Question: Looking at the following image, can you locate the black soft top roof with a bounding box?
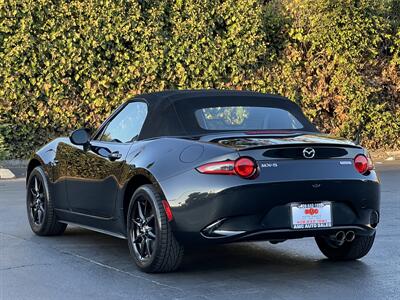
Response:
[136,90,317,139]
[138,89,291,105]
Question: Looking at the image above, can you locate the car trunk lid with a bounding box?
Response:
[200,132,362,160]
[199,132,367,181]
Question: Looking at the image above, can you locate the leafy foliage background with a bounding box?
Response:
[0,130,7,160]
[0,0,399,158]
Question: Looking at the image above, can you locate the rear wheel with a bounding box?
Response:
[26,166,67,236]
[127,184,184,273]
[315,233,375,260]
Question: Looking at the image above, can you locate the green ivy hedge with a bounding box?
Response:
[0,132,7,160]
[0,0,399,158]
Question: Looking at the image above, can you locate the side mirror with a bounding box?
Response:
[70,128,91,147]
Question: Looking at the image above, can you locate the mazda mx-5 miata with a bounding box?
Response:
[26,90,380,272]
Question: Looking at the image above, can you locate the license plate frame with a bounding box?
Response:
[290,202,332,229]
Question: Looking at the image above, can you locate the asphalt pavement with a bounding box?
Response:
[1,163,399,300]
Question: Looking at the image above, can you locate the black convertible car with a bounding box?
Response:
[26,90,380,273]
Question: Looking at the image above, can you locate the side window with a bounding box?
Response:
[99,102,148,143]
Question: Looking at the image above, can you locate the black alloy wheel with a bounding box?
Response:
[130,197,157,261]
[127,185,184,273]
[28,175,46,226]
[26,166,67,236]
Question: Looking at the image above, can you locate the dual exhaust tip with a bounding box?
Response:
[335,230,355,242]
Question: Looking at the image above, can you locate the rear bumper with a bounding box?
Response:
[176,225,376,245]
[174,201,378,244]
[160,171,380,245]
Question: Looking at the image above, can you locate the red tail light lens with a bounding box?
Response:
[196,161,235,175]
[196,157,257,178]
[234,157,257,178]
[354,154,373,174]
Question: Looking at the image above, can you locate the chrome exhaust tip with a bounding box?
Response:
[201,218,245,238]
[345,231,355,242]
[335,231,346,242]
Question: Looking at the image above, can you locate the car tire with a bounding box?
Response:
[127,184,184,273]
[315,233,375,260]
[26,166,67,236]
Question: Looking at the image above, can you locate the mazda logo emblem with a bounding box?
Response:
[303,147,316,159]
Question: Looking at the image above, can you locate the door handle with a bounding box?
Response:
[108,151,122,161]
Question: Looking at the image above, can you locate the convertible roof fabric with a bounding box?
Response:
[135,90,317,139]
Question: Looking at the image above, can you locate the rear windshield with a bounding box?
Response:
[195,106,303,130]
[172,96,316,135]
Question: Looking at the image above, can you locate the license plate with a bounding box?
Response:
[290,202,332,229]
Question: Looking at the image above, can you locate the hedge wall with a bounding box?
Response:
[0,0,399,158]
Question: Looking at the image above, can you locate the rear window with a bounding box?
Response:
[195,106,303,130]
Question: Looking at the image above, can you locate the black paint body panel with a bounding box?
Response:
[27,91,380,245]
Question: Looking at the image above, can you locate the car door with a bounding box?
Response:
[64,101,148,218]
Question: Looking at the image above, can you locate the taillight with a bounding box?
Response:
[196,161,235,175]
[234,157,257,178]
[196,157,258,179]
[354,154,374,174]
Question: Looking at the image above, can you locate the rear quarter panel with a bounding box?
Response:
[124,138,239,182]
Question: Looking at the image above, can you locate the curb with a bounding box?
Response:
[0,168,16,179]
[385,151,400,161]
[0,160,28,179]
[370,150,399,162]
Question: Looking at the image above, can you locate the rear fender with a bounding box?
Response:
[125,137,238,182]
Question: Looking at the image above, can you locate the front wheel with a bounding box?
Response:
[26,166,67,236]
[127,184,184,273]
[315,232,375,260]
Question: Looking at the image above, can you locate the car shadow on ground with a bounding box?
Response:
[54,226,371,285]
